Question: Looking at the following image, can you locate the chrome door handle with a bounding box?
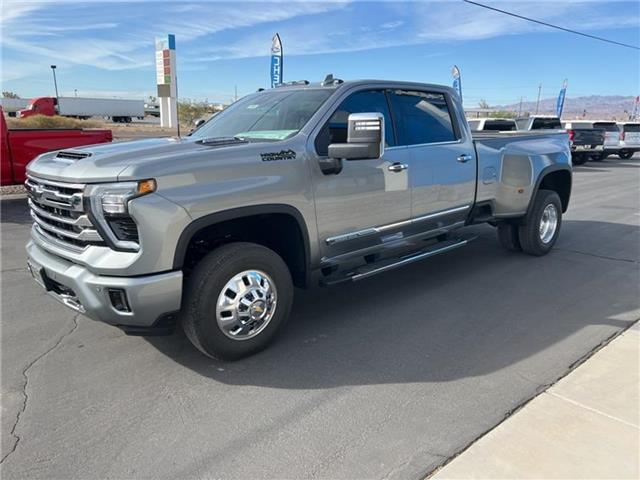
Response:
[388,163,408,172]
[457,154,473,163]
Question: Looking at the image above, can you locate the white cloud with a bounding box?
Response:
[1,1,351,81]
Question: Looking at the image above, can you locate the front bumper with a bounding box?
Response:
[26,240,183,329]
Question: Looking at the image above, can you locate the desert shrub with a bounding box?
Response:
[6,115,99,129]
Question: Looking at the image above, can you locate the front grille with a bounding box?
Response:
[26,176,105,251]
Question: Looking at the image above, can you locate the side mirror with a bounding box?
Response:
[328,112,384,160]
[194,118,206,129]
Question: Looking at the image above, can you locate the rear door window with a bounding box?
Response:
[388,90,457,145]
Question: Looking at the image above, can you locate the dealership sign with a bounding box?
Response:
[451,65,462,99]
[271,34,283,88]
[556,79,568,119]
[155,34,178,128]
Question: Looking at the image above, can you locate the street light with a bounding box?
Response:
[50,65,60,108]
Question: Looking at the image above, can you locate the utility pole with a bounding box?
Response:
[518,96,523,116]
[50,65,60,107]
[535,83,542,114]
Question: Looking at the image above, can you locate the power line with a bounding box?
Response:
[463,0,640,50]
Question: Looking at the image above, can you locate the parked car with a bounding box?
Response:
[592,121,621,159]
[564,121,606,165]
[25,78,571,360]
[468,117,517,131]
[0,106,112,186]
[616,122,640,159]
[515,116,563,131]
[18,97,145,123]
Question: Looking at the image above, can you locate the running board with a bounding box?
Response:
[322,236,474,285]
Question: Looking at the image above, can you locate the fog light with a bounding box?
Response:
[108,288,131,312]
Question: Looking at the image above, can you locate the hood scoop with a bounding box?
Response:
[56,151,92,161]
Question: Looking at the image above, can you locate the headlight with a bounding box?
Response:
[85,179,156,251]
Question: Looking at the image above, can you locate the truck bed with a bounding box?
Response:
[472,130,570,218]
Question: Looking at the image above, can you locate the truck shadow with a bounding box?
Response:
[146,219,639,389]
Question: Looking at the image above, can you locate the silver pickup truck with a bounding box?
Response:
[25,77,572,359]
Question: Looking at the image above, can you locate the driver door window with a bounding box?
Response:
[315,90,395,156]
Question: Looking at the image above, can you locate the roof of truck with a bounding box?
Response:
[272,78,458,95]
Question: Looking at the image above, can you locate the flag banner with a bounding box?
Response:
[271,34,283,88]
[556,79,568,118]
[451,65,462,99]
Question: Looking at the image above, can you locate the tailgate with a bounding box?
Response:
[573,129,604,146]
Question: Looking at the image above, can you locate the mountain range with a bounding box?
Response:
[495,95,637,120]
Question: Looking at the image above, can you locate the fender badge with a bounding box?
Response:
[260,149,296,162]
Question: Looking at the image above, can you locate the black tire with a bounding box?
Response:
[590,154,605,162]
[618,151,634,160]
[497,222,522,251]
[182,242,293,360]
[518,190,562,256]
[571,154,587,165]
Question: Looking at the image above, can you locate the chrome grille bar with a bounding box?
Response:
[27,175,104,250]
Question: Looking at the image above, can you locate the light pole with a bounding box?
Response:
[535,83,542,114]
[50,65,60,108]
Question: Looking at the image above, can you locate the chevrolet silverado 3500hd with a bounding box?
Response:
[26,78,572,359]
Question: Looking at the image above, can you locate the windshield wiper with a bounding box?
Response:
[196,136,249,146]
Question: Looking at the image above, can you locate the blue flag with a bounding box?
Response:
[270,34,283,88]
[556,79,568,118]
[452,65,462,99]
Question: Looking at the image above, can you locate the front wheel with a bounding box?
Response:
[182,242,293,360]
[619,151,634,160]
[518,190,563,256]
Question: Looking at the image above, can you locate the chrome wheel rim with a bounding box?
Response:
[539,204,558,244]
[215,270,277,341]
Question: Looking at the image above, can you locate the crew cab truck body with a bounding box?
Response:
[564,121,606,165]
[25,79,572,359]
[617,122,640,159]
[1,107,112,186]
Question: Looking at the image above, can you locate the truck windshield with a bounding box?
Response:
[192,89,333,142]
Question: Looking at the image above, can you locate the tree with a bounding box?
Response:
[2,91,20,98]
[478,99,490,109]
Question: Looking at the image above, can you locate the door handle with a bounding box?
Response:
[457,154,473,163]
[388,163,408,172]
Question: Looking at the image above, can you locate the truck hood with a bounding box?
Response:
[26,137,228,183]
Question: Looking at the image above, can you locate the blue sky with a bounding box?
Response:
[1,1,639,107]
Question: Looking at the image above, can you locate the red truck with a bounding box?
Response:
[1,107,112,186]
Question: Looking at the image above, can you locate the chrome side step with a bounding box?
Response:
[322,236,474,285]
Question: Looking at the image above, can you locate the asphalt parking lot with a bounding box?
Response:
[1,155,639,479]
